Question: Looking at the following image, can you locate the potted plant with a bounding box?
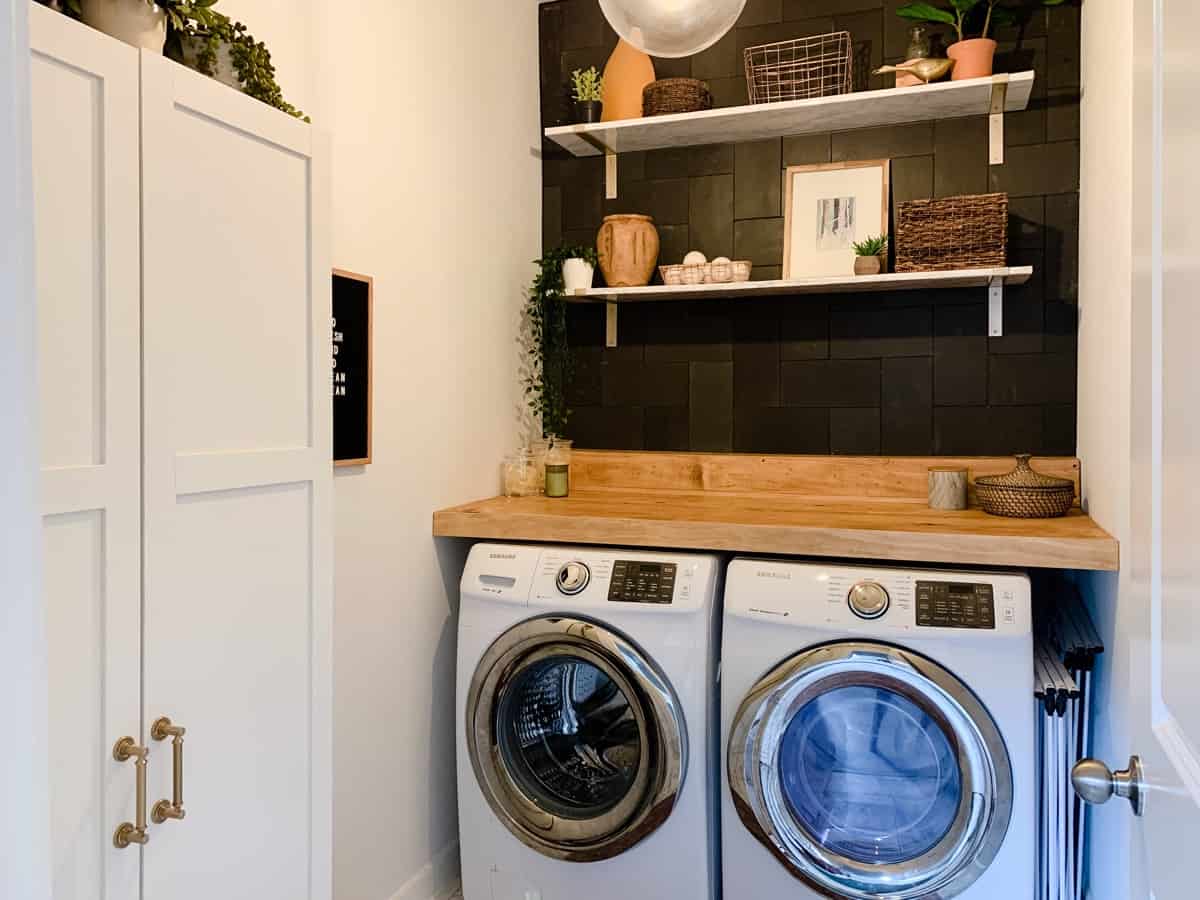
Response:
[896,0,1066,81]
[69,0,221,52]
[852,235,889,276]
[561,246,598,294]
[522,248,579,440]
[571,67,604,124]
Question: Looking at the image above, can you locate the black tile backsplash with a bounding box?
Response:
[540,0,1080,456]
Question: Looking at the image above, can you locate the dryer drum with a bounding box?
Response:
[466,615,688,862]
[728,641,1013,899]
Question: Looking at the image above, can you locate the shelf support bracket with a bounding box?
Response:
[605,151,618,200]
[989,78,1008,166]
[605,302,618,347]
[988,276,1004,337]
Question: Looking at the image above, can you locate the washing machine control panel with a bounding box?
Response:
[555,561,591,595]
[915,581,996,629]
[847,581,890,619]
[608,560,677,604]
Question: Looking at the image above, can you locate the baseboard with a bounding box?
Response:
[387,840,461,900]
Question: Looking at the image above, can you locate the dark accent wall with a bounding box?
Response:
[539,0,1080,456]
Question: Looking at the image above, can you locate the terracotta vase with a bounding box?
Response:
[80,0,166,51]
[601,40,656,122]
[894,57,924,89]
[947,38,997,81]
[597,215,659,287]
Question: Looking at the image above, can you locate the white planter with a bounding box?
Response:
[81,0,166,52]
[561,258,595,293]
[180,34,240,89]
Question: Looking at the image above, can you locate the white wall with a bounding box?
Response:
[219,3,543,898]
[1076,2,1135,898]
[0,0,51,897]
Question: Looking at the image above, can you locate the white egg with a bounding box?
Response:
[683,250,707,266]
[712,256,731,265]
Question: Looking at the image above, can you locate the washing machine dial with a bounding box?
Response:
[556,561,591,596]
[848,581,890,619]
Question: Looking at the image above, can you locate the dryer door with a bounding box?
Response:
[728,641,1012,900]
[467,615,687,861]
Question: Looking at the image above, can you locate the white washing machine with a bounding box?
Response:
[721,559,1034,899]
[456,543,721,900]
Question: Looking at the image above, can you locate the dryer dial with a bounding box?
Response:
[848,581,890,619]
[555,561,591,596]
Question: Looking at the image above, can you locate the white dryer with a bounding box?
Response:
[721,559,1034,899]
[456,544,721,900]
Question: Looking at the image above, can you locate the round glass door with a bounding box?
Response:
[468,616,686,862]
[728,642,1012,900]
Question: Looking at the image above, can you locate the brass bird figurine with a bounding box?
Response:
[874,58,956,84]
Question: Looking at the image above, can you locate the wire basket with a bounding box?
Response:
[744,32,853,104]
[895,193,1009,272]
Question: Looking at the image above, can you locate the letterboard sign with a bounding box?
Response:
[332,269,373,466]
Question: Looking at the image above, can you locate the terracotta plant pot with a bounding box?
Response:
[854,255,883,276]
[81,0,166,51]
[894,57,923,88]
[597,215,660,287]
[601,39,656,122]
[947,38,997,81]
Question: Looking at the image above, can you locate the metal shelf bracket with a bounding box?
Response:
[605,150,618,200]
[989,78,1009,165]
[988,276,1004,336]
[606,302,618,347]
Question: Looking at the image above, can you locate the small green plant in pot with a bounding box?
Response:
[64,0,222,52]
[896,0,1067,80]
[852,235,889,276]
[571,67,604,124]
[561,246,599,295]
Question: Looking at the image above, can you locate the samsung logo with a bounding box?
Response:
[488,552,517,560]
[756,570,791,580]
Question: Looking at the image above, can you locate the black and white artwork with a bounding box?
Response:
[816,197,857,250]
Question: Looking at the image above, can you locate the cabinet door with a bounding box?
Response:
[30,7,143,900]
[138,52,332,900]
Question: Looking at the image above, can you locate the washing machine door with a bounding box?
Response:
[728,641,1012,899]
[467,615,687,862]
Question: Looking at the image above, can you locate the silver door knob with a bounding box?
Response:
[1071,756,1145,816]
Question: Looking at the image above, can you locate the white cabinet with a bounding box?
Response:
[30,7,332,899]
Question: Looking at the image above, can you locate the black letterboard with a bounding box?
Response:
[332,270,372,465]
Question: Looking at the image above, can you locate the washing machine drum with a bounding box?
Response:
[466,615,687,862]
[728,641,1013,899]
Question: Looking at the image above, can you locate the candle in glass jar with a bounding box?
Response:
[543,438,573,498]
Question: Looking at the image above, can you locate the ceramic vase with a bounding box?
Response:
[854,255,883,276]
[947,38,997,81]
[601,39,655,122]
[561,258,595,293]
[81,0,166,51]
[597,215,659,287]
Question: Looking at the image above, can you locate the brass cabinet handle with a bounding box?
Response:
[150,717,186,824]
[113,737,150,848]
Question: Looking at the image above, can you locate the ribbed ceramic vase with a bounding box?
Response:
[80,0,166,51]
[601,39,656,121]
[947,38,997,80]
[597,215,659,287]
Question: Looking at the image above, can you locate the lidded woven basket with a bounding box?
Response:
[643,78,713,116]
[975,455,1076,518]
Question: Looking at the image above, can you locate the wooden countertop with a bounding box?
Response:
[432,452,1119,572]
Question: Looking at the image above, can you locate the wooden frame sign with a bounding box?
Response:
[332,269,373,466]
[783,159,891,279]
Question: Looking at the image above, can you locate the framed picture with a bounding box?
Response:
[332,269,373,466]
[782,160,890,279]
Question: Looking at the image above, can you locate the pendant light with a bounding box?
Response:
[599,0,748,58]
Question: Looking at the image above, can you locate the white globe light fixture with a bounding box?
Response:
[599,0,748,58]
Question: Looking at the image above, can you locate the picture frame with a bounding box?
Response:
[782,159,891,279]
[332,268,373,467]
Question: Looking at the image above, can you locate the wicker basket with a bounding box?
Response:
[660,260,752,285]
[895,193,1008,272]
[975,455,1076,518]
[744,32,853,104]
[643,78,713,116]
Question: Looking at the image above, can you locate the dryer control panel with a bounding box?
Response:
[915,581,996,629]
[608,560,677,604]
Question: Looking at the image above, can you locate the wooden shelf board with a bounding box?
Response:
[545,72,1035,157]
[570,267,1033,303]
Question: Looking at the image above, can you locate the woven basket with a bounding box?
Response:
[895,193,1008,272]
[975,455,1076,518]
[643,78,713,116]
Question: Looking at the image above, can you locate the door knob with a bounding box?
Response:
[1071,756,1145,816]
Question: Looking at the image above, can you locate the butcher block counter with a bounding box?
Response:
[432,452,1119,572]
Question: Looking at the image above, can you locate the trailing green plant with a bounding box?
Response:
[524,246,594,438]
[171,16,309,121]
[571,67,604,102]
[896,0,1066,43]
[852,235,889,257]
[47,0,224,30]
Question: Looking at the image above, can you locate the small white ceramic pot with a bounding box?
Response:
[81,0,167,51]
[561,258,595,294]
[180,34,240,88]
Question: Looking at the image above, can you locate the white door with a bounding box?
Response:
[1116,0,1200,895]
[138,51,332,900]
[30,7,143,899]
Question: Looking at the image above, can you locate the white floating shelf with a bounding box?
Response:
[545,72,1034,158]
[570,267,1033,346]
